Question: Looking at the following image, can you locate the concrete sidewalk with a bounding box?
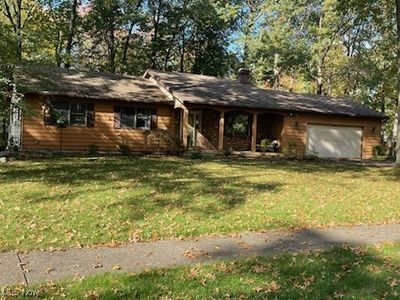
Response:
[1,224,400,287]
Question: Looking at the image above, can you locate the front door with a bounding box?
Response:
[188,111,202,148]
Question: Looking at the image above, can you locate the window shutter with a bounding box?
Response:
[114,106,121,129]
[86,104,95,127]
[150,108,157,130]
[43,102,56,125]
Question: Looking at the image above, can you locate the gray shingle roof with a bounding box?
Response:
[146,69,384,119]
[15,66,384,119]
[15,66,171,104]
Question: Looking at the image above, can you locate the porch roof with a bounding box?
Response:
[145,69,384,119]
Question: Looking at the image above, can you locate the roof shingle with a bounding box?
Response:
[15,66,384,119]
[145,69,384,119]
[15,66,171,104]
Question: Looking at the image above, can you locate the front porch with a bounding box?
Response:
[175,106,285,153]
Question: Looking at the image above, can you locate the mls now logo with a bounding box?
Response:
[1,288,41,298]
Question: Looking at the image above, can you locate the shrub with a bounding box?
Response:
[282,142,297,158]
[8,144,19,158]
[88,144,99,156]
[305,146,319,160]
[118,144,131,156]
[144,129,173,154]
[372,144,386,157]
[169,138,185,156]
[305,154,319,161]
[260,139,271,152]
[223,148,232,156]
[190,150,203,159]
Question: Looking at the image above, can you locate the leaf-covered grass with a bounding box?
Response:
[21,243,400,299]
[0,157,399,251]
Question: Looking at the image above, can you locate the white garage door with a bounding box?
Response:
[307,125,362,159]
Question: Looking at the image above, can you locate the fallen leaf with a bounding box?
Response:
[252,265,267,273]
[44,267,54,274]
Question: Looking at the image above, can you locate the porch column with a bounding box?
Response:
[182,108,189,149]
[251,112,258,152]
[218,111,224,151]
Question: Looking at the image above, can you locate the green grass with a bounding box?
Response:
[16,243,400,299]
[0,157,399,251]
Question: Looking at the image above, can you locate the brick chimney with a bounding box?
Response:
[237,68,251,84]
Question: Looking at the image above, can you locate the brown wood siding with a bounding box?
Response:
[282,112,382,159]
[22,97,382,158]
[22,95,175,152]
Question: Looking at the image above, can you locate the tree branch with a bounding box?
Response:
[2,0,17,31]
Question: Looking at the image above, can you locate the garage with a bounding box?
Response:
[307,124,363,159]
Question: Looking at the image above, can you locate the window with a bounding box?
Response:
[44,101,94,127]
[120,107,135,128]
[70,103,87,126]
[224,112,250,137]
[136,108,152,129]
[52,102,69,126]
[115,106,154,130]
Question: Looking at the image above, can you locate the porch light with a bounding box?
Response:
[372,127,376,133]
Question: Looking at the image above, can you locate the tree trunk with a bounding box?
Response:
[64,0,79,69]
[393,110,398,156]
[107,29,116,73]
[3,0,23,61]
[121,22,135,71]
[150,0,162,69]
[326,77,332,96]
[55,30,63,67]
[243,41,249,66]
[395,0,400,165]
[316,61,323,95]
[15,0,22,61]
[163,33,177,71]
[273,53,280,90]
[380,95,386,144]
[121,0,143,71]
[316,14,324,95]
[179,28,185,73]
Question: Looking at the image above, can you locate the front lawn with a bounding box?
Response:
[17,243,400,299]
[0,157,399,251]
